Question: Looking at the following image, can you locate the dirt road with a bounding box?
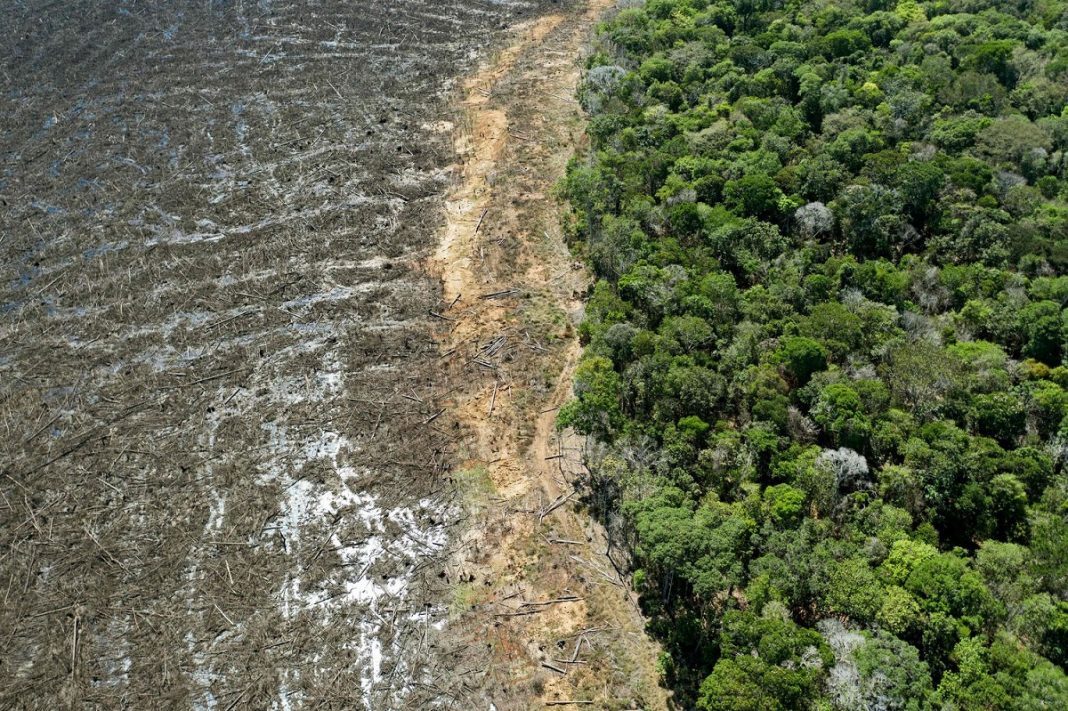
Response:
[427,2,671,708]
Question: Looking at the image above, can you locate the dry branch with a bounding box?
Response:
[537,491,575,523]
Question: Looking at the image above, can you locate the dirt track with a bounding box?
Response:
[428,3,670,707]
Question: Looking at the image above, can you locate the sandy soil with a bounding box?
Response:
[426,2,671,708]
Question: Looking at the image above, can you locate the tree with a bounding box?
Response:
[934,636,1012,710]
[877,585,924,638]
[985,474,1029,543]
[589,214,643,280]
[723,174,785,221]
[819,29,872,59]
[557,356,624,438]
[930,113,993,152]
[772,336,829,386]
[904,553,998,631]
[878,465,926,520]
[618,263,682,323]
[936,635,1068,710]
[697,610,832,711]
[977,116,1052,169]
[967,392,1026,446]
[812,385,872,452]
[631,493,755,605]
[800,154,851,202]
[639,55,676,83]
[1013,594,1068,667]
[630,490,694,605]
[763,484,806,527]
[1020,300,1062,364]
[660,315,714,354]
[705,219,790,283]
[878,539,939,587]
[895,161,945,229]
[686,503,756,599]
[1029,488,1068,599]
[741,364,791,431]
[820,555,884,622]
[798,301,864,360]
[831,184,908,259]
[882,342,964,420]
[944,156,994,193]
[822,623,934,711]
[977,542,1035,609]
[793,201,835,239]
[961,41,1018,88]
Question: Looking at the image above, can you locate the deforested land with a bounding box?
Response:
[0,1,611,708]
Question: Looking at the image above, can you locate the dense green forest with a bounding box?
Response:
[559,0,1068,708]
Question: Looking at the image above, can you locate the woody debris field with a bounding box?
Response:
[0,1,662,709]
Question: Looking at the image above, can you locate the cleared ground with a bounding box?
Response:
[427,3,670,708]
[0,1,554,708]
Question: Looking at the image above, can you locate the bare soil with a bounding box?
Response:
[426,3,671,708]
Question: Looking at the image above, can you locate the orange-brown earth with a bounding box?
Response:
[429,2,670,708]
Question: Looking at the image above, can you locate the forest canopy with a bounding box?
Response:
[560,0,1068,708]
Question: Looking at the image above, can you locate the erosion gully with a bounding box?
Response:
[0,1,662,708]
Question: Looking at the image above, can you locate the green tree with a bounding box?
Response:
[1029,487,1068,599]
[797,301,864,360]
[812,383,872,451]
[967,392,1026,446]
[878,585,924,637]
[977,116,1052,169]
[936,635,1068,710]
[895,161,945,229]
[557,356,623,438]
[904,552,998,632]
[985,474,1029,543]
[852,633,933,710]
[697,610,832,711]
[1020,300,1063,364]
[878,539,939,587]
[831,184,908,258]
[961,41,1018,88]
[820,29,872,59]
[763,484,806,527]
[772,336,829,386]
[723,174,786,221]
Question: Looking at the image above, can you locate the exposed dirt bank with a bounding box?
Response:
[429,2,671,708]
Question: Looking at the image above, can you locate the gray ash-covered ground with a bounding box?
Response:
[0,1,554,707]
